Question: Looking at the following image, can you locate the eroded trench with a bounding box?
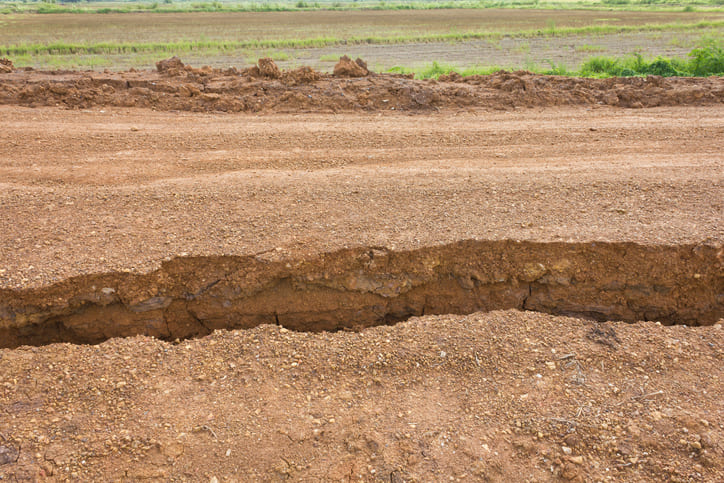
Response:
[1,240,722,349]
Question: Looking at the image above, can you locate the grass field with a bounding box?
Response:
[1,6,722,73]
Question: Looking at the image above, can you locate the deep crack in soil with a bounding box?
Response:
[2,240,721,348]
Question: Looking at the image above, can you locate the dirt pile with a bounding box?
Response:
[0,58,13,74]
[256,57,282,79]
[155,55,185,75]
[282,65,321,84]
[333,55,370,77]
[0,59,722,112]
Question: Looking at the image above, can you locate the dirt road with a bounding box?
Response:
[0,65,723,481]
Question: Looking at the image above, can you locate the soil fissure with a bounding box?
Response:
[0,240,721,348]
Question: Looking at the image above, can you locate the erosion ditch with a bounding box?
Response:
[0,240,721,349]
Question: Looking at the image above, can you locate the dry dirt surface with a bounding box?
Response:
[0,61,723,481]
[1,313,723,482]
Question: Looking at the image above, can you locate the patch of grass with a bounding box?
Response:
[579,39,723,76]
[319,53,341,61]
[575,44,606,52]
[262,50,291,61]
[391,39,724,79]
[388,61,503,79]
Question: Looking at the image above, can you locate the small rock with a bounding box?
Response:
[561,445,572,455]
[0,445,19,465]
[561,462,578,480]
[521,263,546,282]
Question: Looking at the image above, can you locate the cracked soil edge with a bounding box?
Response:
[1,240,722,348]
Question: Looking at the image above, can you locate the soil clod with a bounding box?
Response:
[333,55,370,77]
[0,58,13,74]
[155,55,185,75]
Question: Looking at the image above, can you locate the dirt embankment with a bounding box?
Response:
[1,240,721,348]
[0,56,722,113]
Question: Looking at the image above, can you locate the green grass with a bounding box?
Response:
[261,50,292,61]
[2,20,723,58]
[579,37,723,76]
[389,39,724,78]
[319,53,342,61]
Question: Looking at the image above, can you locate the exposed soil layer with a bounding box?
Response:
[1,241,722,349]
[1,59,723,112]
[1,311,723,481]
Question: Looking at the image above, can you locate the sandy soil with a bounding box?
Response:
[1,103,722,288]
[1,312,723,481]
[0,65,723,481]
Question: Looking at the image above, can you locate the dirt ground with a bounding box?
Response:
[1,312,722,481]
[3,9,721,46]
[0,63,723,481]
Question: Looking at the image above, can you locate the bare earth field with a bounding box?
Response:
[44,29,720,73]
[0,62,723,481]
[3,10,721,45]
[3,9,724,71]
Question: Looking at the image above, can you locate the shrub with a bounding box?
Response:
[688,39,724,76]
[580,56,621,76]
[643,58,680,76]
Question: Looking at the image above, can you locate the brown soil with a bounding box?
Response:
[1,313,723,481]
[0,62,723,481]
[1,241,722,349]
[1,59,723,113]
[333,56,370,78]
[0,58,13,74]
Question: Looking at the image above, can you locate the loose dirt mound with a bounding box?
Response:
[155,55,185,75]
[282,65,321,85]
[1,58,722,113]
[256,57,282,79]
[333,55,370,77]
[0,58,13,74]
